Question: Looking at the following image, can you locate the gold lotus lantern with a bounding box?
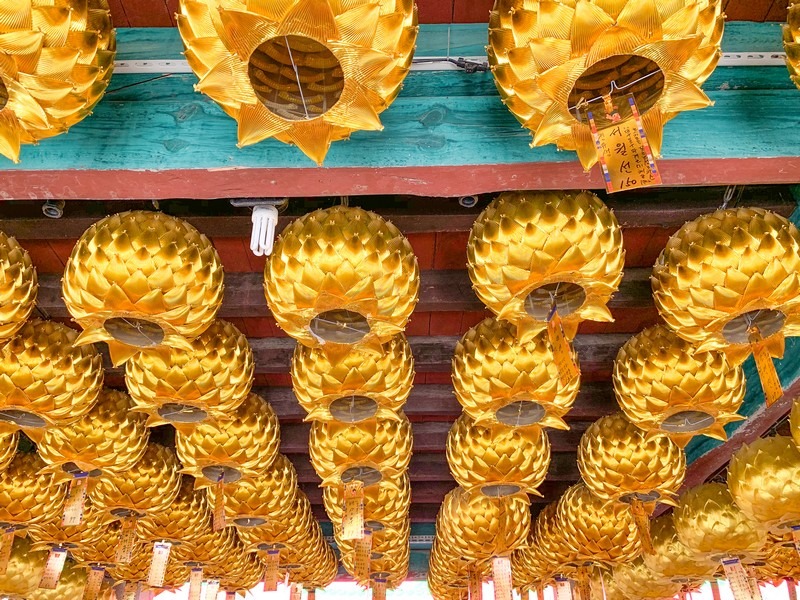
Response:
[757,543,800,583]
[62,211,224,366]
[175,392,280,488]
[309,413,412,487]
[27,500,109,554]
[211,552,264,595]
[652,208,800,406]
[613,325,746,444]
[109,544,191,589]
[136,476,210,546]
[577,413,686,551]
[613,558,682,600]
[37,388,149,484]
[0,452,66,530]
[336,517,409,560]
[446,413,551,497]
[126,319,254,427]
[488,0,723,170]
[452,318,580,429]
[0,233,36,340]
[27,562,88,600]
[236,491,316,552]
[531,501,571,575]
[292,333,413,422]
[264,206,419,354]
[644,513,717,585]
[673,482,768,563]
[88,443,182,521]
[172,525,238,568]
[0,0,116,163]
[68,519,126,568]
[0,536,48,597]
[0,320,103,437]
[205,453,297,527]
[177,0,417,164]
[785,2,800,88]
[323,471,411,525]
[727,436,800,533]
[467,191,624,342]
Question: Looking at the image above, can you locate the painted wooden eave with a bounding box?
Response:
[0,22,798,199]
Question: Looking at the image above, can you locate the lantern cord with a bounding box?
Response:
[284,36,310,121]
[568,70,661,113]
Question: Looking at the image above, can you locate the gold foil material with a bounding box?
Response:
[644,513,717,584]
[109,544,190,590]
[88,444,182,520]
[309,413,412,486]
[791,399,800,450]
[0,319,103,437]
[785,1,800,88]
[0,233,36,340]
[728,436,800,532]
[208,551,264,594]
[488,0,723,169]
[557,482,642,570]
[62,211,225,366]
[68,520,128,568]
[452,319,580,429]
[136,476,210,545]
[446,413,550,497]
[205,454,297,525]
[0,0,116,163]
[467,192,624,341]
[323,471,411,524]
[0,452,65,528]
[292,333,414,421]
[126,320,254,426]
[673,482,768,562]
[0,536,48,597]
[177,0,417,164]
[578,413,686,504]
[175,393,280,486]
[27,561,88,600]
[613,325,745,442]
[38,388,149,483]
[27,500,109,553]
[0,431,17,473]
[613,558,683,600]
[236,491,316,552]
[172,525,238,567]
[652,208,800,366]
[756,542,800,583]
[265,206,419,353]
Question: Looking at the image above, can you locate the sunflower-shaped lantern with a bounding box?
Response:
[452,318,580,429]
[0,233,36,340]
[467,191,624,343]
[446,413,550,497]
[62,211,224,366]
[37,388,149,485]
[265,206,419,354]
[175,392,280,486]
[488,0,723,170]
[0,0,116,163]
[577,412,686,552]
[126,320,254,428]
[784,2,800,89]
[652,208,800,406]
[0,320,103,437]
[177,0,417,164]
[613,325,745,444]
[643,513,717,586]
[292,333,413,421]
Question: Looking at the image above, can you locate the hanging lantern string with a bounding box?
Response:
[284,35,310,121]
[569,70,662,114]
[118,316,161,345]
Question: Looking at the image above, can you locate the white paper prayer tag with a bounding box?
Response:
[555,577,573,600]
[38,546,68,589]
[721,557,753,600]
[354,529,373,580]
[63,472,90,526]
[147,541,172,587]
[492,556,512,600]
[188,567,203,600]
[205,579,220,600]
[115,517,136,564]
[83,566,105,600]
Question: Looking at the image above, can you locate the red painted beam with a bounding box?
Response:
[4,158,800,200]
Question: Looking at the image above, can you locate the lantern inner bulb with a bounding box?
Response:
[722,309,786,344]
[525,282,586,320]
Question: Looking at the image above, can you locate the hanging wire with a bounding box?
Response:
[284,35,310,121]
[568,70,662,113]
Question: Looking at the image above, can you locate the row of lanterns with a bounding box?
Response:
[3,0,800,166]
[427,190,800,599]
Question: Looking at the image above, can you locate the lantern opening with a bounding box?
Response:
[249,35,345,122]
[495,401,546,427]
[722,309,786,344]
[525,282,586,320]
[568,55,665,118]
[661,411,716,433]
[371,571,392,580]
[0,80,7,111]
[157,403,208,424]
[0,409,45,428]
[257,543,285,551]
[480,484,523,498]
[104,317,165,348]
[233,517,266,528]
[364,520,385,532]
[62,462,102,478]
[341,466,382,487]
[370,552,384,560]
[620,491,662,504]
[310,310,370,344]
[201,465,242,484]
[329,396,378,422]
[110,508,145,518]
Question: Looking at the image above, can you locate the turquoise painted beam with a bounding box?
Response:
[2,23,799,199]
